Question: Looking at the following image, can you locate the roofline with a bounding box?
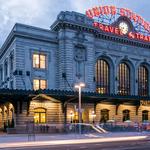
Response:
[0,23,57,59]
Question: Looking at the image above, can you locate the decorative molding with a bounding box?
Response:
[53,21,150,49]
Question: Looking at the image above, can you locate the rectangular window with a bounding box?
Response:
[10,55,14,74]
[33,79,47,90]
[10,81,13,89]
[0,67,3,81]
[40,80,46,90]
[33,54,46,69]
[4,62,8,80]
[40,55,46,69]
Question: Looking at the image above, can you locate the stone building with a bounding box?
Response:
[0,8,150,133]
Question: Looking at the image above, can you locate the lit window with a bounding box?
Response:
[138,65,149,96]
[34,108,46,124]
[95,59,110,94]
[33,79,47,90]
[40,55,46,69]
[40,80,46,90]
[33,79,39,90]
[33,54,46,69]
[118,63,130,95]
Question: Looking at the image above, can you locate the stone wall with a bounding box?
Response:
[14,99,64,133]
[95,103,150,123]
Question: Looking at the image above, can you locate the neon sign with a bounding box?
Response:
[86,6,150,43]
[93,22,150,42]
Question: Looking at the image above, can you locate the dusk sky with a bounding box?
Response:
[0,0,149,47]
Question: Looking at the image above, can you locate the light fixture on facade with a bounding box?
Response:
[74,82,85,89]
[91,111,96,124]
[74,82,85,134]
[70,110,74,123]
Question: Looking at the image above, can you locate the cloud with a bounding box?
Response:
[0,0,74,47]
[0,0,149,47]
[0,0,47,46]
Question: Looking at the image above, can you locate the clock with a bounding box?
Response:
[119,21,129,35]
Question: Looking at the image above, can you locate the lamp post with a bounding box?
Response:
[75,82,85,134]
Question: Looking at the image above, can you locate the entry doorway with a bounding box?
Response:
[34,108,46,124]
[123,110,130,121]
[142,110,148,122]
[100,109,109,123]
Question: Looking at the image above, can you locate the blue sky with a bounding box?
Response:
[0,0,149,47]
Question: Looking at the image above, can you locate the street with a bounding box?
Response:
[1,140,150,150]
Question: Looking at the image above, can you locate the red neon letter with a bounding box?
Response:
[99,6,103,15]
[114,28,119,35]
[128,32,135,39]
[109,26,115,33]
[144,36,149,42]
[120,8,125,16]
[125,9,132,19]
[99,23,104,30]
[137,15,142,25]
[92,7,100,17]
[93,22,99,27]
[144,22,149,31]
[148,36,150,42]
[135,33,140,39]
[103,6,110,15]
[86,9,93,18]
[104,25,110,32]
[140,34,144,40]
[110,6,116,15]
[132,13,138,23]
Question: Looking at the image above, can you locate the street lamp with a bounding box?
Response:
[75,82,85,134]
[91,111,96,124]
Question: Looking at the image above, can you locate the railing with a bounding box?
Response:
[100,122,150,132]
[65,123,107,134]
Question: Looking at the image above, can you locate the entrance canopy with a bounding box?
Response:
[0,88,149,105]
[0,88,149,115]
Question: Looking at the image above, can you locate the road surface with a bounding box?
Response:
[2,139,150,150]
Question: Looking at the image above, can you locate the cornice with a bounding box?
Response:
[52,21,150,49]
[0,31,58,59]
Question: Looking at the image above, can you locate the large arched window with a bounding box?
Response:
[123,109,130,122]
[142,110,148,122]
[95,59,109,94]
[34,108,46,124]
[138,65,149,96]
[100,109,109,123]
[118,63,130,95]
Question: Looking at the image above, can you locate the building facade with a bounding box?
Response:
[0,8,150,133]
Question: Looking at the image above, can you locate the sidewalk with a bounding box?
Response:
[0,132,149,148]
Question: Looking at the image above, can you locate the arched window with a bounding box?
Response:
[142,110,148,122]
[123,110,130,121]
[118,63,130,95]
[95,59,109,94]
[34,108,46,124]
[100,109,109,123]
[138,65,149,96]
